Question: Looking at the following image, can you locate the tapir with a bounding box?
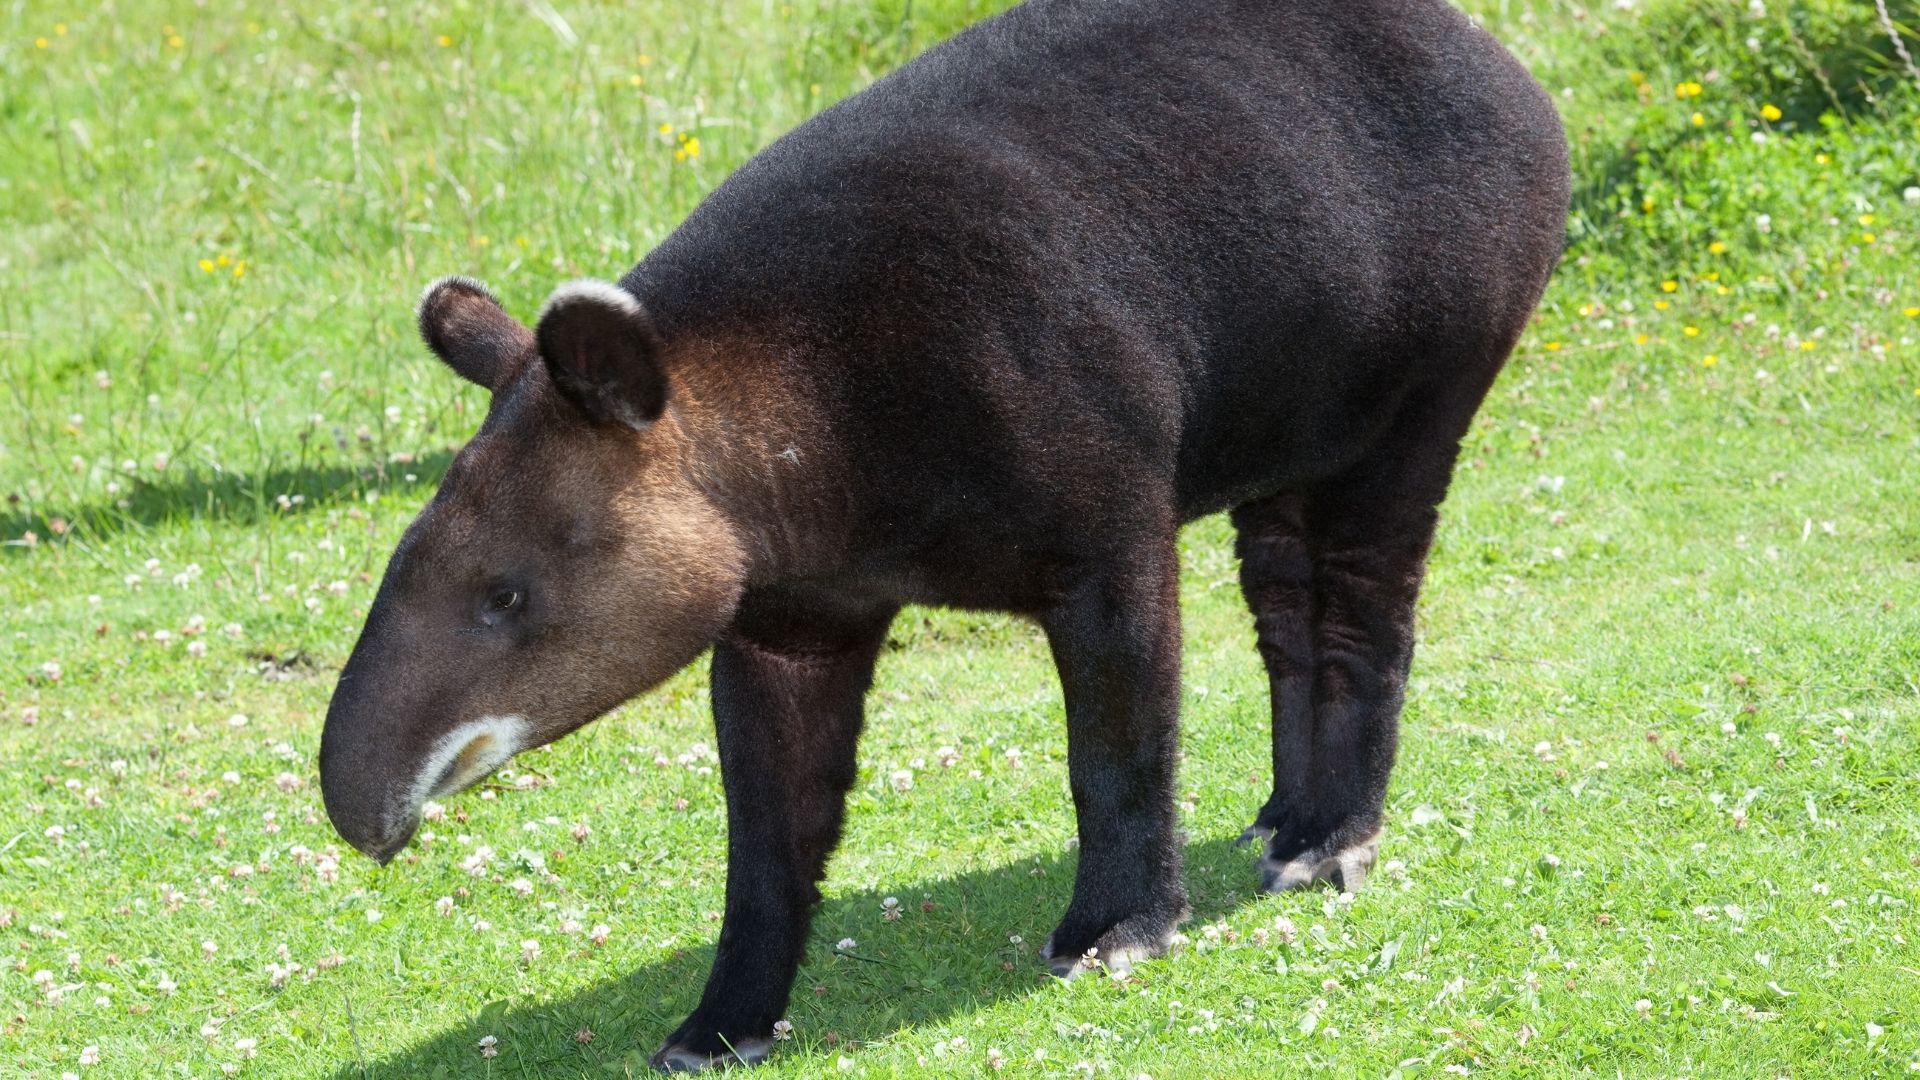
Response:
[319,0,1569,1068]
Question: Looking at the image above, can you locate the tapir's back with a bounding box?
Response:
[630,0,1568,523]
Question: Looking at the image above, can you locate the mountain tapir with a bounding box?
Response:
[319,0,1568,1069]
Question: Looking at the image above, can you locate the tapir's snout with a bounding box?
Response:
[335,808,416,866]
[320,639,536,864]
[318,673,420,864]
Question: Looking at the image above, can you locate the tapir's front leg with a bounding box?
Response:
[651,593,898,1072]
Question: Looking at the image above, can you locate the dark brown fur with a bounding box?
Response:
[320,0,1570,1069]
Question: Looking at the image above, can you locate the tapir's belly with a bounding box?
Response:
[1169,342,1443,520]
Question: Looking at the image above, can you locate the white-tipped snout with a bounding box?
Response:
[390,716,531,836]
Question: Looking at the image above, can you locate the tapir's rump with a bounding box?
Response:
[321,0,1569,1070]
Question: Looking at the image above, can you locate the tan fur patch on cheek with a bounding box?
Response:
[615,470,748,607]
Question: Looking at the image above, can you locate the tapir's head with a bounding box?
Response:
[319,276,746,862]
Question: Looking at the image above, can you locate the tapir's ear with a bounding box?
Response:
[417,276,534,392]
[535,280,667,432]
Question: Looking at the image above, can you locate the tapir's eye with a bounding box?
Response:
[487,589,523,613]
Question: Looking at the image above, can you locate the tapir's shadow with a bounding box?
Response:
[331,836,1258,1077]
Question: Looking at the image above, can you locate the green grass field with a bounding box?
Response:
[4,1,1918,1076]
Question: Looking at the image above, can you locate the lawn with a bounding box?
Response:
[3,0,1917,1076]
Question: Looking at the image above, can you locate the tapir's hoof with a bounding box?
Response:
[1044,941,1158,981]
[1256,832,1381,894]
[1042,911,1184,982]
[649,1036,772,1072]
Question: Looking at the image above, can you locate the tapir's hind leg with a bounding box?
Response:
[1232,388,1476,894]
[1038,536,1189,978]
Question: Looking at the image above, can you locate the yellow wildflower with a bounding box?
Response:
[437,35,451,47]
[168,34,183,48]
[1642,196,1655,213]
[1716,286,1731,296]
[1544,341,1561,352]
[1859,214,1875,226]
[1816,153,1830,165]
[1683,326,1700,337]
[232,260,247,280]
[55,23,66,35]
[638,54,652,66]
[1862,233,1877,245]
[1708,241,1726,254]
[1629,71,1645,85]
[35,36,47,48]
[1654,300,1671,310]
[1661,280,1679,293]
[1799,340,1816,350]
[198,258,214,273]
[1691,112,1705,127]
[658,122,673,135]
[1760,103,1782,122]
[1701,355,1719,367]
[630,74,643,86]
[216,253,230,267]
[1903,307,1919,317]
[1674,81,1704,99]
[1634,334,1650,346]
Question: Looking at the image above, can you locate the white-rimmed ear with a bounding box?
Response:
[417,276,535,391]
[535,279,667,432]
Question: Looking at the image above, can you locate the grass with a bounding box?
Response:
[3,0,1918,1076]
